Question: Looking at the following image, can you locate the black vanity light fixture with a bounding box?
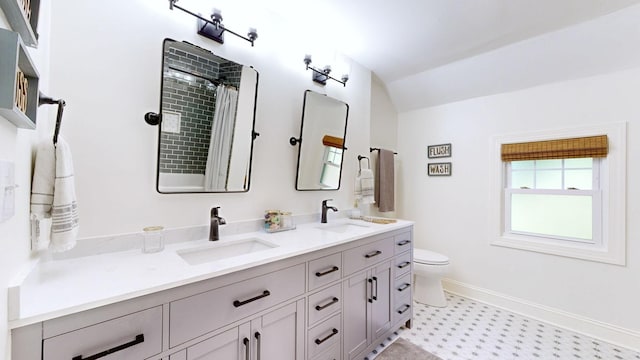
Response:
[304,55,349,87]
[168,0,258,46]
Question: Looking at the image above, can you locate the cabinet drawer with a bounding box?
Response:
[311,342,341,360]
[170,263,305,347]
[308,283,341,326]
[394,272,412,304]
[394,251,412,277]
[343,237,394,276]
[308,313,341,359]
[43,306,162,360]
[308,252,342,291]
[394,232,412,255]
[393,293,412,325]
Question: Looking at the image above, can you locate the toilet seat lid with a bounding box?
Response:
[414,248,449,265]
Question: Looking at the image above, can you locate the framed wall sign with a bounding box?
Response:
[428,162,452,176]
[428,143,451,158]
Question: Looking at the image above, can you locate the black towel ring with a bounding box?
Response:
[357,155,370,171]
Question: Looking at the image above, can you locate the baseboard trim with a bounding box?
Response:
[442,278,640,352]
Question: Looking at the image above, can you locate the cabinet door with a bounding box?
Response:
[371,261,392,339]
[342,270,370,360]
[186,324,250,360]
[251,300,304,360]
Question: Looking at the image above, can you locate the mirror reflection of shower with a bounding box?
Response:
[155,39,258,193]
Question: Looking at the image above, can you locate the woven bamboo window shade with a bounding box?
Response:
[501,135,608,161]
[322,135,344,149]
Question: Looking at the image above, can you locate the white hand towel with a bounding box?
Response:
[355,168,375,205]
[50,137,79,252]
[30,137,79,252]
[30,140,56,245]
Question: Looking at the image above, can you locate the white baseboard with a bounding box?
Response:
[442,278,640,352]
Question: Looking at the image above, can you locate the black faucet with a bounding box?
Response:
[210,206,226,241]
[321,199,338,223]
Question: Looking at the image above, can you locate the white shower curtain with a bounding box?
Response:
[204,85,238,191]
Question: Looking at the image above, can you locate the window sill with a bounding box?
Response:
[491,234,624,265]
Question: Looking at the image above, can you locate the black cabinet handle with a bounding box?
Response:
[315,266,339,277]
[397,304,411,314]
[233,290,271,307]
[243,337,250,360]
[255,332,261,360]
[315,297,339,311]
[367,278,374,303]
[72,334,144,360]
[314,328,339,345]
[397,261,411,269]
[364,250,382,258]
[397,283,410,292]
[397,240,411,246]
[372,276,378,301]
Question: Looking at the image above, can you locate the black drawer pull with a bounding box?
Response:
[397,261,411,269]
[315,266,339,277]
[72,334,144,360]
[397,304,411,314]
[233,290,271,307]
[397,283,410,292]
[364,250,382,258]
[314,328,339,345]
[315,297,339,311]
[397,240,411,246]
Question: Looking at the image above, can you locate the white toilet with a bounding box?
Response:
[413,248,450,307]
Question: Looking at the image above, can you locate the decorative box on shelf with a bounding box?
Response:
[0,0,40,47]
[0,28,39,129]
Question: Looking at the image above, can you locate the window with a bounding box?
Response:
[490,124,626,265]
[505,158,601,244]
[320,146,342,188]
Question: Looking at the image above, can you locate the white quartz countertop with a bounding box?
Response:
[9,218,412,329]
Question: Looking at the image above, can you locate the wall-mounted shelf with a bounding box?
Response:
[0,28,39,129]
[0,0,40,47]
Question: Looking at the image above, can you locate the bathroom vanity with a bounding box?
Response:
[10,219,413,360]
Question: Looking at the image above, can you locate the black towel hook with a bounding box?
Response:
[39,92,66,145]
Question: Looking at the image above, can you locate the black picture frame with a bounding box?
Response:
[428,162,452,176]
[427,143,452,158]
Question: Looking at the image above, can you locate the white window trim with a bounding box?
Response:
[489,122,626,265]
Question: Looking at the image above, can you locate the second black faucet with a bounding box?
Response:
[321,199,338,223]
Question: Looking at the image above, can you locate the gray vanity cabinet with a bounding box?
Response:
[341,235,396,360]
[12,225,414,360]
[170,300,304,360]
[342,260,393,360]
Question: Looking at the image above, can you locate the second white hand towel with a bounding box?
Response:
[355,168,375,205]
[50,137,79,252]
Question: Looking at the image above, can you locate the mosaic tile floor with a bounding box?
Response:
[400,292,640,360]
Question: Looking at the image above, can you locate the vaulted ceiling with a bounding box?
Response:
[264,0,640,110]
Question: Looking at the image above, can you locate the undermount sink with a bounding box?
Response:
[177,238,278,266]
[316,222,370,234]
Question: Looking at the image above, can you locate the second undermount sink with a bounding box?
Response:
[316,222,370,234]
[177,238,278,266]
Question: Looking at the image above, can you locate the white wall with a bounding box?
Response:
[367,74,398,217]
[397,67,640,333]
[47,0,371,238]
[0,2,52,356]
